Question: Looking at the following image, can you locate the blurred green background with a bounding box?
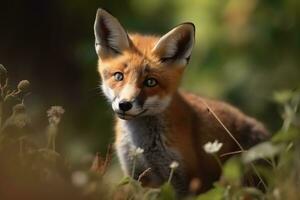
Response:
[0,0,299,165]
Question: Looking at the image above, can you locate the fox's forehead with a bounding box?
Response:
[129,34,159,53]
[98,34,160,69]
[99,52,157,73]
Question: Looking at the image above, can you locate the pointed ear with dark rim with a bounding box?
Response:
[152,23,195,65]
[94,9,130,59]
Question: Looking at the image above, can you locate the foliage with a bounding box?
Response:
[1,0,300,157]
[1,0,300,199]
[0,64,299,200]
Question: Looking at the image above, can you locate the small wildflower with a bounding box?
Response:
[131,147,144,158]
[47,106,65,125]
[17,80,30,93]
[169,161,179,169]
[135,147,144,155]
[168,161,179,184]
[47,106,65,116]
[130,147,144,178]
[203,140,223,154]
[46,106,65,151]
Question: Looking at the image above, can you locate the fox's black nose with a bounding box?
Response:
[119,101,132,112]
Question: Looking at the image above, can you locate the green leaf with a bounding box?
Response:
[242,142,282,163]
[196,186,225,200]
[234,187,264,199]
[117,176,131,186]
[158,183,176,200]
[142,188,160,200]
[222,157,242,185]
[272,127,300,143]
[254,165,275,187]
[273,90,294,104]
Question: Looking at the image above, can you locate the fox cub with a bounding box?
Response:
[94,9,269,194]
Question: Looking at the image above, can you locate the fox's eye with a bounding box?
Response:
[144,78,158,87]
[114,72,123,81]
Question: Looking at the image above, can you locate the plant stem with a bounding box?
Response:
[167,168,174,184]
[131,157,137,178]
[200,99,267,191]
[213,154,223,171]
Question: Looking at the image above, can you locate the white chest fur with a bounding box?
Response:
[115,116,188,193]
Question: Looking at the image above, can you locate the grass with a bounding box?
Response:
[0,64,299,200]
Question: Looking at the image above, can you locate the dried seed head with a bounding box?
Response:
[2,104,30,129]
[47,106,65,125]
[17,80,30,93]
[47,106,65,117]
[0,64,8,86]
[14,116,28,128]
[13,103,26,114]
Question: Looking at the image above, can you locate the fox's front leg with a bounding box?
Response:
[115,135,189,194]
[142,148,190,195]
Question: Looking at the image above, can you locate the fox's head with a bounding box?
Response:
[94,9,195,120]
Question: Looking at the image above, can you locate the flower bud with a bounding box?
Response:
[13,103,26,114]
[17,80,30,93]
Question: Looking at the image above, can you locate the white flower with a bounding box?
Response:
[203,140,223,154]
[71,171,88,187]
[168,161,180,183]
[131,147,144,158]
[136,147,144,155]
[169,161,179,169]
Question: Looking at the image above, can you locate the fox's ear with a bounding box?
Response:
[94,9,130,59]
[152,23,195,65]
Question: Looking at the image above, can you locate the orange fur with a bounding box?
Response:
[99,34,268,192]
[98,34,184,99]
[94,9,269,193]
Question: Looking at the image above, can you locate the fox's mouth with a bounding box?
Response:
[116,109,147,120]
